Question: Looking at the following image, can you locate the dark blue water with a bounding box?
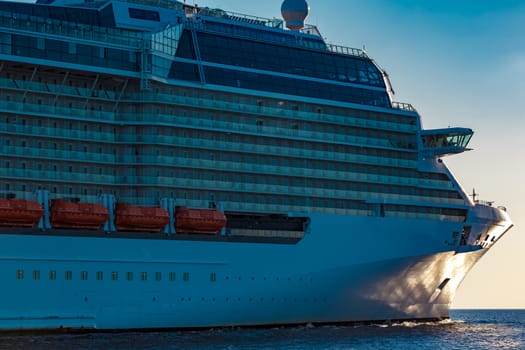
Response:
[1,310,524,350]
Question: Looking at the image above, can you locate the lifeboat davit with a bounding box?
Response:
[115,203,170,232]
[175,206,227,234]
[0,199,43,227]
[50,199,109,230]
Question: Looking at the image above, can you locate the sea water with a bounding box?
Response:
[1,310,524,350]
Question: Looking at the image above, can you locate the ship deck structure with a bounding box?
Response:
[0,0,513,330]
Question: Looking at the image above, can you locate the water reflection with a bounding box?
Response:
[0,311,523,350]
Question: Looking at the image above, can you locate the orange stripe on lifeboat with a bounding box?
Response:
[50,199,109,230]
[175,206,227,234]
[115,203,170,233]
[0,199,43,227]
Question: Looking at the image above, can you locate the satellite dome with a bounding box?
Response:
[281,0,310,31]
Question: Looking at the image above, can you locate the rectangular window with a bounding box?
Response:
[65,271,73,280]
[16,269,24,280]
[141,272,147,281]
[112,271,118,281]
[68,42,76,55]
[97,271,103,280]
[49,270,56,280]
[155,272,162,281]
[210,272,216,282]
[37,38,45,50]
[127,272,133,281]
[81,271,88,281]
[169,272,176,281]
[183,272,190,282]
[128,8,160,22]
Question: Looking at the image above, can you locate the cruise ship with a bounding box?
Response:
[0,0,513,331]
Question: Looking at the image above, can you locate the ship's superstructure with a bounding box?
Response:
[0,0,512,331]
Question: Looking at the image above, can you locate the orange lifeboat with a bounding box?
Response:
[50,199,109,230]
[115,203,170,232]
[0,199,43,227]
[175,206,227,234]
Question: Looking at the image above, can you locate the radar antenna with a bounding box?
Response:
[471,188,478,202]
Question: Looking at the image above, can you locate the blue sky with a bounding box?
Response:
[218,0,525,308]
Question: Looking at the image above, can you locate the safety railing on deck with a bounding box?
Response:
[392,102,417,112]
[0,10,143,49]
[326,44,367,58]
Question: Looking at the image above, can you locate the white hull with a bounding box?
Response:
[0,212,510,330]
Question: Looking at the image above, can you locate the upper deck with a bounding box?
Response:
[0,0,471,222]
[0,0,405,109]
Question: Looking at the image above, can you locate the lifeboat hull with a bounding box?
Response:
[115,204,170,232]
[175,207,227,234]
[0,199,43,227]
[50,199,109,230]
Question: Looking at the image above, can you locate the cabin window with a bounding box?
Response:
[97,271,103,281]
[65,271,73,280]
[81,271,88,281]
[16,270,24,280]
[49,271,56,280]
[112,272,119,281]
[183,272,190,282]
[169,272,176,281]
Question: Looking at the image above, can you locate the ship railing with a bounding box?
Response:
[0,124,115,144]
[300,24,323,38]
[120,0,184,11]
[199,8,284,29]
[121,111,415,151]
[0,11,143,49]
[475,199,495,207]
[111,120,418,167]
[126,91,418,132]
[0,146,116,164]
[189,17,366,59]
[0,76,120,101]
[326,44,367,58]
[0,98,116,123]
[391,101,417,112]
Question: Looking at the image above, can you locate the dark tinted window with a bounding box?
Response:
[129,8,160,22]
[196,32,384,88]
